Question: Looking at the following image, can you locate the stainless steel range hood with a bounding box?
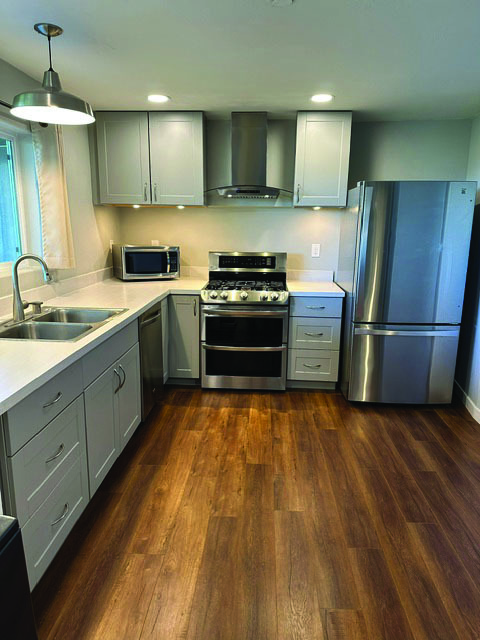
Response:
[206,112,294,203]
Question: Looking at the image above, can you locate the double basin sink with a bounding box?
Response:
[0,307,126,341]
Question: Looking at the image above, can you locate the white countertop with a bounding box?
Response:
[0,276,344,415]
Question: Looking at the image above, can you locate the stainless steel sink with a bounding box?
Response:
[0,322,93,341]
[35,307,123,324]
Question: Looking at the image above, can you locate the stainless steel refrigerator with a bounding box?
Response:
[336,181,476,404]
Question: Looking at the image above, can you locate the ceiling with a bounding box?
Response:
[1,0,479,121]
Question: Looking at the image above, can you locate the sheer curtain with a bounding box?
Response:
[31,123,75,269]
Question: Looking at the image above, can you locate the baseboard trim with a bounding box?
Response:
[454,380,480,423]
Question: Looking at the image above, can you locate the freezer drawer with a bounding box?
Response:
[348,326,460,403]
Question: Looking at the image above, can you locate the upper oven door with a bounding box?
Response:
[201,305,288,346]
[123,248,178,278]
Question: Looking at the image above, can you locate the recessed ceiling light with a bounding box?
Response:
[148,94,170,103]
[177,205,185,209]
[268,0,294,6]
[133,205,140,209]
[311,94,334,103]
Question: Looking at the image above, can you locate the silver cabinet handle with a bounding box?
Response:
[305,332,324,337]
[306,305,326,310]
[297,183,301,203]
[118,364,126,388]
[154,183,158,202]
[45,443,65,464]
[43,391,63,408]
[114,368,122,393]
[194,298,197,316]
[304,363,322,368]
[51,502,69,526]
[144,182,148,202]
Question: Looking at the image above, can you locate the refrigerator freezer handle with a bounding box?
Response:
[354,328,460,337]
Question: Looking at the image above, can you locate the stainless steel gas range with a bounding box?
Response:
[200,251,289,390]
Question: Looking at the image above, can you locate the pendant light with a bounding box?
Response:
[11,23,94,125]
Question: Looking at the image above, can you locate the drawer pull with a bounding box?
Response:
[304,332,324,337]
[45,443,65,464]
[304,363,322,369]
[43,391,63,409]
[306,305,326,310]
[51,502,69,526]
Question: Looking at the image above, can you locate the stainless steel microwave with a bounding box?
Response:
[112,245,180,280]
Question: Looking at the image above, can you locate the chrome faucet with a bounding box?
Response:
[12,254,52,323]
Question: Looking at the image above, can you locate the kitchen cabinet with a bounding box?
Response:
[287,296,342,386]
[94,111,151,205]
[169,295,200,379]
[149,112,204,205]
[92,111,204,206]
[84,342,141,495]
[294,111,352,207]
[161,297,169,382]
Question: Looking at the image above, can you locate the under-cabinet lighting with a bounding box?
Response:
[177,205,185,209]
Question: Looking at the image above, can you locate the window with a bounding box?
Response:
[0,115,42,268]
[0,136,22,262]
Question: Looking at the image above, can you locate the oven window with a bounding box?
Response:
[205,316,284,347]
[205,349,283,377]
[125,251,168,274]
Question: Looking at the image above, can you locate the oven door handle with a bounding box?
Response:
[202,344,286,352]
[202,309,288,318]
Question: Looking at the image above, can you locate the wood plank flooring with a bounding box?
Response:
[32,388,480,639]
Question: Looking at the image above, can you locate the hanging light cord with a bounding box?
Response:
[48,35,53,71]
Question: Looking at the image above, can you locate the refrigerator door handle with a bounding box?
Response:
[354,328,459,337]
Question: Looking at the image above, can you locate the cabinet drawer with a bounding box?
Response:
[289,317,341,350]
[82,321,138,387]
[4,361,83,455]
[8,397,86,527]
[288,349,339,382]
[289,296,342,318]
[22,454,89,589]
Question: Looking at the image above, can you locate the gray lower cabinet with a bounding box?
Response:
[287,296,342,386]
[161,297,169,382]
[169,295,200,379]
[84,342,141,496]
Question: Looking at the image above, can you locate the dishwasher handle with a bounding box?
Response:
[140,311,161,328]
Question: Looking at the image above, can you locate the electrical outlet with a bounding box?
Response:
[151,240,160,246]
[311,243,321,258]
[109,239,114,251]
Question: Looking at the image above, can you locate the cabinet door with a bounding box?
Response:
[161,297,169,382]
[294,111,352,207]
[117,343,141,451]
[96,112,151,205]
[169,295,200,378]
[84,362,120,495]
[149,112,204,206]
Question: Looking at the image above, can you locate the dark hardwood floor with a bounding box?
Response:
[32,388,480,639]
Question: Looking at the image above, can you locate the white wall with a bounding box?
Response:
[349,120,472,186]
[455,114,480,419]
[0,58,121,300]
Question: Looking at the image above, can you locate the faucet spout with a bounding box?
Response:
[12,253,52,323]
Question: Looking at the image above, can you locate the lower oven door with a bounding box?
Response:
[201,305,288,390]
[202,344,287,390]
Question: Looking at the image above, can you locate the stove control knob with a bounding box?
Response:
[260,293,268,301]
[240,291,249,300]
[209,291,218,299]
[271,292,279,301]
[220,291,229,300]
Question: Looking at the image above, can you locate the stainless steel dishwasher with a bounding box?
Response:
[139,301,163,420]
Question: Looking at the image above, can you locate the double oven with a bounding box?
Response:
[200,252,289,390]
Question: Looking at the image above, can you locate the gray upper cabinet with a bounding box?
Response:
[169,295,200,379]
[294,111,352,207]
[95,111,151,205]
[149,112,204,206]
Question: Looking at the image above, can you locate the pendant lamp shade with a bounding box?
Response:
[10,23,95,126]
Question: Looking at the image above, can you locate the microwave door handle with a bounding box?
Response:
[167,253,170,273]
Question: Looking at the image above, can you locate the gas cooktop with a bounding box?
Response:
[201,252,289,305]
